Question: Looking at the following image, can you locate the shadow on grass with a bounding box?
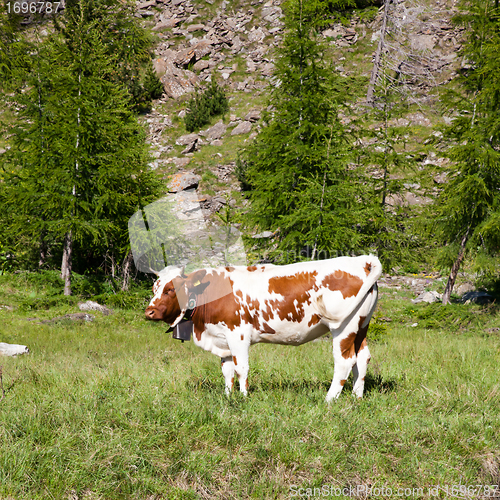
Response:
[186,372,398,398]
[364,372,398,395]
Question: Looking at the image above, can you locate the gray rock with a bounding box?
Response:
[78,301,113,316]
[192,59,210,71]
[456,283,475,296]
[168,172,201,193]
[248,27,266,43]
[161,74,196,99]
[244,109,261,122]
[137,0,156,9]
[176,133,199,146]
[412,291,442,304]
[205,121,227,140]
[231,121,252,135]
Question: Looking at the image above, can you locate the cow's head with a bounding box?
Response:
[145,267,209,325]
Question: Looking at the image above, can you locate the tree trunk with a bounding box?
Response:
[442,228,470,306]
[121,251,134,291]
[38,230,47,268]
[61,230,73,296]
[366,0,391,106]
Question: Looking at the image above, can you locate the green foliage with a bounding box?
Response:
[0,0,161,277]
[184,78,229,132]
[431,0,500,265]
[367,313,389,342]
[240,0,372,262]
[143,62,164,101]
[404,302,491,330]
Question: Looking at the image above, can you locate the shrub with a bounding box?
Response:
[184,78,229,132]
[143,63,164,100]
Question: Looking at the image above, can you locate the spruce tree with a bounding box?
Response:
[239,0,365,262]
[433,0,500,304]
[1,0,160,293]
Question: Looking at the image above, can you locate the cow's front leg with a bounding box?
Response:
[226,329,250,396]
[221,356,235,395]
[326,330,357,402]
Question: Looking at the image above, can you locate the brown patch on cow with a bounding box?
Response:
[262,322,276,334]
[245,296,260,311]
[358,338,368,352]
[247,265,258,272]
[321,271,363,299]
[225,266,235,272]
[236,290,243,299]
[340,379,346,386]
[364,262,372,276]
[231,377,234,389]
[241,334,244,341]
[267,271,318,323]
[340,331,357,359]
[308,314,321,327]
[361,376,365,381]
[245,379,249,391]
[190,273,243,336]
[354,316,368,354]
[232,356,237,366]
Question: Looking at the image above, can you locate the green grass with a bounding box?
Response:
[0,273,499,499]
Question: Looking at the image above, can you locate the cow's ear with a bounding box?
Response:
[185,269,208,294]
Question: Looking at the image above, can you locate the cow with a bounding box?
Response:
[145,255,382,401]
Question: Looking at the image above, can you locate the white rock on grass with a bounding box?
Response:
[411,291,442,304]
[78,301,113,316]
[0,342,29,357]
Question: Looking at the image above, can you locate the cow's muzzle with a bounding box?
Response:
[145,307,159,320]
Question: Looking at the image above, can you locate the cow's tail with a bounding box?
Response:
[316,255,382,329]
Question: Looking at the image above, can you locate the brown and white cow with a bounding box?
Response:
[145,255,382,401]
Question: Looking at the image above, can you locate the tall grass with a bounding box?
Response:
[0,274,499,499]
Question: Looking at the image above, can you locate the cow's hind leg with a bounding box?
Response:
[225,329,250,396]
[221,356,235,395]
[352,343,371,398]
[352,318,371,399]
[325,330,357,402]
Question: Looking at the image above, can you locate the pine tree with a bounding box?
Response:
[434,0,500,304]
[1,0,160,293]
[239,0,365,262]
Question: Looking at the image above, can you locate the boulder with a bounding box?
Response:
[456,283,475,296]
[78,301,113,316]
[161,73,196,99]
[168,172,201,193]
[0,342,29,357]
[231,121,252,135]
[205,121,227,141]
[411,291,442,304]
[176,133,199,146]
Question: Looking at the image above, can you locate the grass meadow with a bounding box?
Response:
[0,272,499,499]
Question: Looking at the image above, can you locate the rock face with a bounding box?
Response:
[137,0,464,252]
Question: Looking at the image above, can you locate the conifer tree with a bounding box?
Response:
[1,0,160,293]
[239,0,366,262]
[434,0,500,304]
